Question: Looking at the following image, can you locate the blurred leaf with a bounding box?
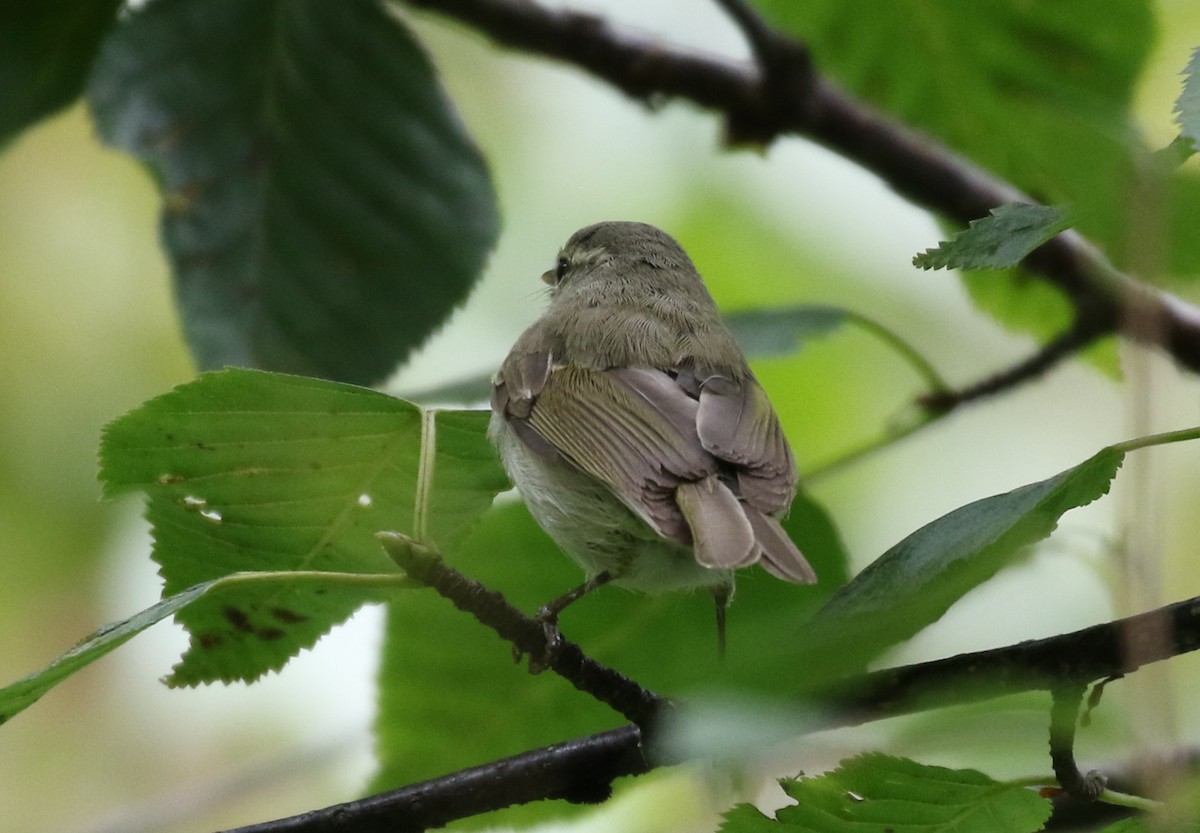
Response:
[372,491,849,801]
[0,569,406,727]
[721,754,1051,832]
[793,447,1124,679]
[87,0,498,384]
[1097,819,1146,833]
[0,0,122,144]
[1177,46,1200,151]
[100,368,508,685]
[914,204,1072,271]
[726,305,847,356]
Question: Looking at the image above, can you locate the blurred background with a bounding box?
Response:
[3,1,1200,831]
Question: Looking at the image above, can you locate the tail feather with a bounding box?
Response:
[744,507,817,584]
[675,476,757,570]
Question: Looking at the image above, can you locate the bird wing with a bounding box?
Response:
[510,362,712,545]
[495,359,810,579]
[692,370,798,514]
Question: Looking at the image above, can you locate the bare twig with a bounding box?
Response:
[920,310,1112,414]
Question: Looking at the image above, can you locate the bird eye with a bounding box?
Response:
[542,255,571,286]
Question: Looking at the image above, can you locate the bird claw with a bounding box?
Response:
[512,605,565,674]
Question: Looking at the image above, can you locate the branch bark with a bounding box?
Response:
[220,593,1200,833]
[400,0,1200,381]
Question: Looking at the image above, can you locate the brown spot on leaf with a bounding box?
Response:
[222,606,254,633]
[270,608,308,624]
[257,628,285,641]
[198,633,224,649]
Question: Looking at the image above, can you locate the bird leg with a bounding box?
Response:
[711,582,733,660]
[519,571,614,673]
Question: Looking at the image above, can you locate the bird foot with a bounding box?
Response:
[512,604,566,674]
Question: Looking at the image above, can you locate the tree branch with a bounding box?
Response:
[217,726,649,833]
[379,532,665,727]
[221,592,1200,833]
[400,0,1200,377]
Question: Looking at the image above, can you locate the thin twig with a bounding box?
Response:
[920,310,1112,414]
[379,533,665,727]
[1048,685,1107,800]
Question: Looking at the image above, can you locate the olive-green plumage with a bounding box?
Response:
[490,221,815,605]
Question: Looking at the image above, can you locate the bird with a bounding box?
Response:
[489,221,815,657]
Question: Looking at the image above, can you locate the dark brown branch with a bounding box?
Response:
[217,726,649,833]
[400,0,1200,377]
[710,0,813,142]
[380,533,665,727]
[222,593,1200,833]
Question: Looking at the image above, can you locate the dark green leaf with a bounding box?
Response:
[721,754,1051,833]
[88,0,498,384]
[794,447,1124,679]
[1177,46,1200,150]
[0,0,122,144]
[914,204,1072,271]
[99,368,508,684]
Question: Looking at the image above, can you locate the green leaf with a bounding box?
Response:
[794,446,1125,679]
[0,570,407,727]
[372,492,850,798]
[87,0,498,384]
[99,368,509,685]
[1177,46,1200,151]
[0,581,209,725]
[913,205,1072,271]
[0,0,122,144]
[721,754,1051,833]
[751,0,1176,352]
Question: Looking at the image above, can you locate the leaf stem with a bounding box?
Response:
[1112,425,1200,454]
